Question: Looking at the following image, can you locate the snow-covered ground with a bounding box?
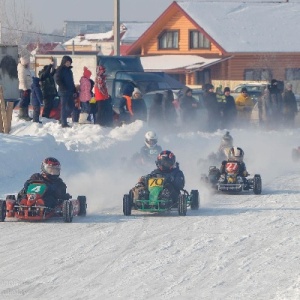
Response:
[0,112,299,300]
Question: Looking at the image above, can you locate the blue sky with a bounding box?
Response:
[26,0,174,33]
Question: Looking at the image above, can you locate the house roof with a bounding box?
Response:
[176,1,300,53]
[128,1,300,55]
[140,55,228,72]
[121,22,152,43]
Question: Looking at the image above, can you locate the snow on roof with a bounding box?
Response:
[140,55,223,71]
[177,1,300,52]
[121,22,152,43]
[85,30,114,41]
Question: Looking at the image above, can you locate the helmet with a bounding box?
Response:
[221,131,233,148]
[228,147,244,162]
[156,150,176,171]
[145,131,158,149]
[41,157,61,178]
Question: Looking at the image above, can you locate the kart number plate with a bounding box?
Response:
[148,178,164,188]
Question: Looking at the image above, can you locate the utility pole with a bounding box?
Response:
[114,0,120,56]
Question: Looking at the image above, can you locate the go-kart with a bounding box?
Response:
[0,181,87,223]
[201,163,262,194]
[123,176,199,216]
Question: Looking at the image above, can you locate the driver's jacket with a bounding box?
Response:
[141,166,185,193]
[140,144,162,162]
[220,160,248,177]
[17,173,68,207]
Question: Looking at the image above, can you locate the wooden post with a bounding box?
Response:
[0,86,13,133]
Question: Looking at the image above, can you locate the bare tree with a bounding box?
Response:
[0,0,42,54]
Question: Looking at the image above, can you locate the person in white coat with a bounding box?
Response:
[17,57,33,120]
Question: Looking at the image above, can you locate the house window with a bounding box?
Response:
[286,69,300,80]
[158,31,179,49]
[189,31,210,49]
[244,69,272,81]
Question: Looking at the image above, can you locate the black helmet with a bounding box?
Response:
[156,150,176,171]
[41,157,61,178]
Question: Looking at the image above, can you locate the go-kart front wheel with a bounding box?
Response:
[63,200,73,223]
[0,200,6,222]
[253,174,262,195]
[190,190,199,210]
[178,194,187,216]
[123,194,132,216]
[77,196,87,216]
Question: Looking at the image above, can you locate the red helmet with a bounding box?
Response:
[41,157,61,178]
[156,150,176,171]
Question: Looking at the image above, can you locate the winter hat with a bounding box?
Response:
[83,66,92,78]
[224,87,230,93]
[271,79,278,86]
[20,57,29,65]
[61,55,72,65]
[204,83,214,91]
[132,87,142,96]
[122,84,134,96]
[286,82,292,89]
[241,87,248,93]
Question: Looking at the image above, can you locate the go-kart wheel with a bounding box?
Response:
[123,194,132,216]
[190,190,199,210]
[253,174,262,195]
[77,196,87,216]
[178,194,187,216]
[62,200,73,223]
[0,200,6,222]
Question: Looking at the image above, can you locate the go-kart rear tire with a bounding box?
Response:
[77,196,87,216]
[253,174,262,195]
[123,194,132,216]
[178,194,187,216]
[63,200,73,223]
[0,200,6,222]
[190,190,199,210]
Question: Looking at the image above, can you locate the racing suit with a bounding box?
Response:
[17,173,69,208]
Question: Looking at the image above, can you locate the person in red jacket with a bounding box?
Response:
[94,65,113,127]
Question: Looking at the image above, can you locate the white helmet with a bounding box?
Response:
[229,147,244,162]
[145,131,158,149]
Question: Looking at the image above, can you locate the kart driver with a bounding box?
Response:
[208,131,234,162]
[132,150,185,203]
[17,157,70,208]
[140,131,162,162]
[219,147,249,178]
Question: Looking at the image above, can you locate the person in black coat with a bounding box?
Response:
[282,82,298,127]
[54,56,76,128]
[39,59,58,118]
[31,77,43,123]
[203,83,222,132]
[148,93,164,126]
[179,87,198,130]
[131,87,147,122]
[221,87,237,128]
[163,89,177,127]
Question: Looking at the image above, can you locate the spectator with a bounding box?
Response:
[94,65,113,127]
[131,87,147,122]
[17,56,33,121]
[282,82,298,127]
[203,83,221,132]
[30,77,43,123]
[179,87,198,130]
[163,89,177,128]
[79,66,92,124]
[89,79,96,123]
[235,87,254,126]
[55,56,76,128]
[39,59,58,119]
[148,92,164,127]
[259,79,284,129]
[118,83,135,125]
[221,87,237,128]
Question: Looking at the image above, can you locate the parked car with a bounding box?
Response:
[231,83,267,103]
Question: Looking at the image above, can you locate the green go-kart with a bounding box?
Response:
[123,176,199,216]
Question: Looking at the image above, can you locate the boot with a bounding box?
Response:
[18,107,32,121]
[78,112,90,124]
